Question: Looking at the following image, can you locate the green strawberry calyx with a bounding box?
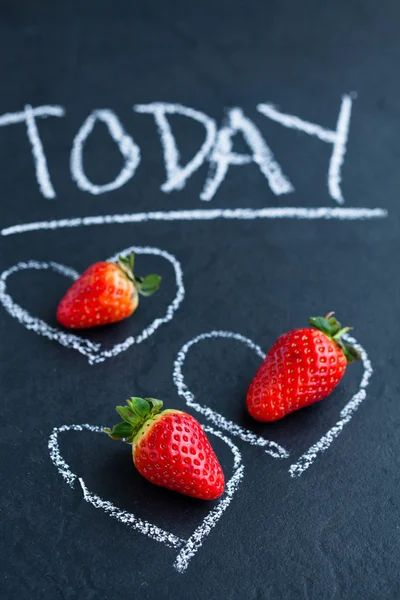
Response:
[117,253,162,297]
[104,397,164,444]
[308,312,361,364]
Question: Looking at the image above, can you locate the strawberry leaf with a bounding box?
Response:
[116,252,161,299]
[309,316,332,336]
[342,343,362,364]
[309,312,360,365]
[327,317,342,336]
[136,274,162,297]
[105,397,164,445]
[127,397,151,418]
[104,422,135,443]
[146,398,164,415]
[116,405,141,427]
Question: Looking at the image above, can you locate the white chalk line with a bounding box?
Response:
[201,107,294,201]
[77,477,183,547]
[0,104,65,127]
[257,103,336,144]
[258,94,353,205]
[173,330,289,459]
[24,105,58,199]
[0,206,388,237]
[48,422,244,572]
[70,109,141,195]
[0,246,184,365]
[134,103,217,194]
[329,96,352,204]
[288,334,372,477]
[0,104,65,199]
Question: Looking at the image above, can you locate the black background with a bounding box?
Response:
[1,1,399,598]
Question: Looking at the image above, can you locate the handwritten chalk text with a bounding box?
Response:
[0,95,355,205]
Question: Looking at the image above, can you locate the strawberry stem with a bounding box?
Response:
[104,397,163,444]
[333,326,352,341]
[117,254,135,282]
[117,253,162,297]
[309,313,361,364]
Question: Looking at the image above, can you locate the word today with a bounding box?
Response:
[0,95,354,203]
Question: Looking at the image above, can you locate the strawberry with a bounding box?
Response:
[57,253,161,329]
[246,312,361,422]
[104,397,225,500]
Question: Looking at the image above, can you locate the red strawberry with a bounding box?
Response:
[104,397,225,500]
[57,253,161,329]
[246,312,361,422]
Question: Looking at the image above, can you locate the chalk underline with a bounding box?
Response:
[1,206,388,236]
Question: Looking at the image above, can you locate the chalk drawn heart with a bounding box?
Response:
[48,422,244,573]
[173,330,372,477]
[0,245,184,365]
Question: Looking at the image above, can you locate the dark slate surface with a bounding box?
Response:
[0,1,399,599]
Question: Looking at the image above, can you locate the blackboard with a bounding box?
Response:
[1,1,399,598]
